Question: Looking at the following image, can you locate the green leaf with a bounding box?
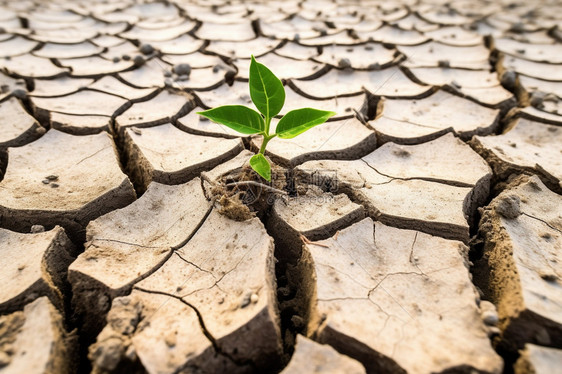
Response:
[197,106,264,135]
[249,154,271,181]
[275,108,336,139]
[249,55,285,119]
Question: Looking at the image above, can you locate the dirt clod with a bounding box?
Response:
[218,194,255,221]
[30,225,45,233]
[495,194,521,219]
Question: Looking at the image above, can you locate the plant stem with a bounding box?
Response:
[264,116,271,136]
[258,115,274,155]
[259,134,273,154]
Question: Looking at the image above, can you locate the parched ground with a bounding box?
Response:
[0,0,561,373]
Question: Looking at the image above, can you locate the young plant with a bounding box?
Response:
[197,55,335,181]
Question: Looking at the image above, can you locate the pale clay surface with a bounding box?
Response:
[0,226,73,313]
[514,344,562,374]
[0,297,73,374]
[70,178,211,293]
[0,130,135,218]
[1,0,562,372]
[369,90,500,143]
[472,118,562,190]
[90,210,282,373]
[296,133,492,242]
[281,335,366,374]
[305,218,503,373]
[0,97,42,147]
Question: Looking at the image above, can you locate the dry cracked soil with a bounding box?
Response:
[0,0,561,373]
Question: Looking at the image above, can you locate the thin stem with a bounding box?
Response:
[258,116,277,155]
[259,134,274,154]
[264,116,272,136]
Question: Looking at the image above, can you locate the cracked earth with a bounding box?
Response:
[0,0,561,373]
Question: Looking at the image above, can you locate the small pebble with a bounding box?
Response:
[139,44,154,55]
[50,183,59,188]
[510,22,525,33]
[46,175,58,181]
[338,58,352,69]
[530,91,546,108]
[12,89,27,99]
[482,311,499,326]
[112,56,120,63]
[122,54,131,61]
[501,70,517,89]
[133,55,145,67]
[291,315,304,329]
[173,63,191,76]
[30,225,45,233]
[224,67,236,81]
[163,70,172,77]
[438,59,450,68]
[42,179,50,184]
[250,293,258,304]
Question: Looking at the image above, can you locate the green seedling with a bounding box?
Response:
[198,55,335,181]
